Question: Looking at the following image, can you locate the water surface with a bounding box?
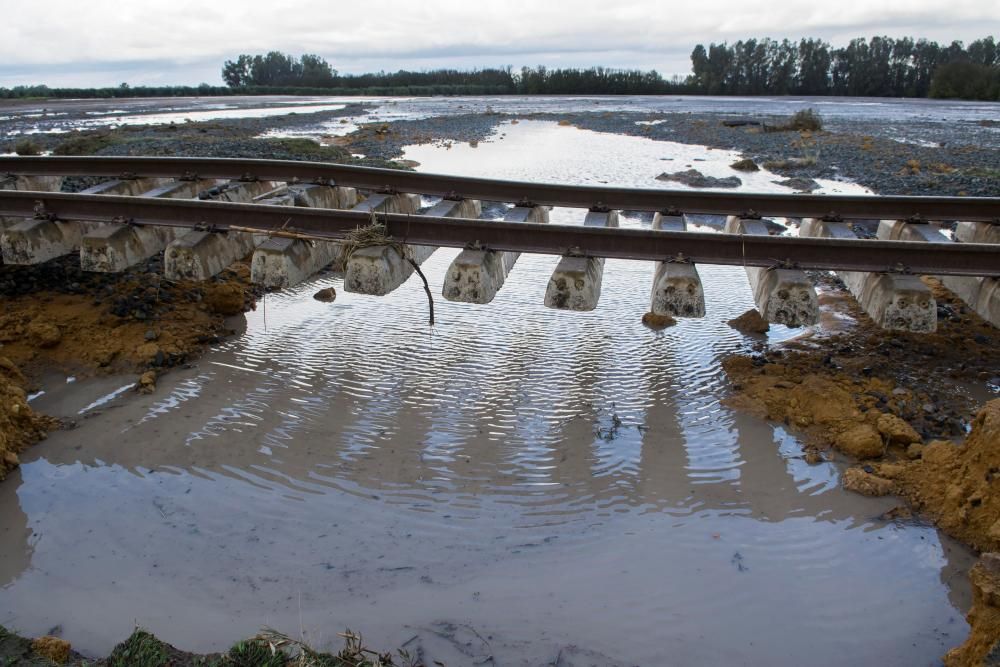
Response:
[0,113,976,666]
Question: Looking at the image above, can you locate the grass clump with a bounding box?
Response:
[226,637,286,667]
[107,629,169,667]
[13,139,42,156]
[0,625,56,666]
[265,138,351,162]
[0,624,417,667]
[765,108,824,133]
[962,166,1000,180]
[787,108,823,131]
[52,133,113,156]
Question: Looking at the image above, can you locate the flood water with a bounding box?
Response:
[0,103,982,665]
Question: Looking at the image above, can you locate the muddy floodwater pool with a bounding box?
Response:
[0,119,980,665]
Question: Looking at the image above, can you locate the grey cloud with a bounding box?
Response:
[0,0,995,87]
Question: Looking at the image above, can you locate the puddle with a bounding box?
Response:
[401,119,871,198]
[0,118,974,665]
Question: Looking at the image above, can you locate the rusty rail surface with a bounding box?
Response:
[2,155,999,222]
[0,190,997,276]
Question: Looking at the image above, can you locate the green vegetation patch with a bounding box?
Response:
[962,166,1000,180]
[264,138,351,161]
[52,133,114,156]
[0,625,418,667]
[765,108,824,133]
[107,629,170,667]
[13,139,42,156]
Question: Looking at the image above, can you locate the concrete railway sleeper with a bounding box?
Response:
[2,155,998,222]
[0,162,997,331]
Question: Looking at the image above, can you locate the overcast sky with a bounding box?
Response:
[0,0,997,87]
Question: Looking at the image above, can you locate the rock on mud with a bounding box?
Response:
[656,169,741,189]
[876,413,922,445]
[730,158,760,172]
[842,467,894,496]
[137,370,157,394]
[774,177,821,192]
[727,309,770,334]
[641,312,676,329]
[313,287,337,302]
[834,424,885,459]
[27,320,61,348]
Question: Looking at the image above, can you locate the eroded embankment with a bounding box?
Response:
[722,277,1000,664]
[0,625,405,666]
[0,254,257,478]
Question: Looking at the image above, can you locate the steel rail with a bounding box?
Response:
[2,155,999,222]
[1,190,997,276]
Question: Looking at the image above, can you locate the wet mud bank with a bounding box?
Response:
[0,625,412,666]
[0,253,259,479]
[334,108,999,197]
[722,276,1000,663]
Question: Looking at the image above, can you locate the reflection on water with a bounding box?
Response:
[0,121,975,665]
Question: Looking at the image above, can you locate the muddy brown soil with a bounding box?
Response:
[0,255,257,479]
[722,275,1000,663]
[0,357,56,481]
[946,553,1000,667]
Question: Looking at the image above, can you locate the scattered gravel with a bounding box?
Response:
[3,100,997,197]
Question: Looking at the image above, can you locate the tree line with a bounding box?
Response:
[2,37,996,100]
[220,52,685,95]
[689,36,998,99]
[217,39,998,100]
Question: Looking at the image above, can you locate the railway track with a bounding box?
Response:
[1,156,998,330]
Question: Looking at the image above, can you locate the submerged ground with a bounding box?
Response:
[0,94,998,666]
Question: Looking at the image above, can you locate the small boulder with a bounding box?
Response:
[641,312,676,329]
[313,287,337,303]
[137,370,157,395]
[727,309,770,334]
[656,169,742,189]
[32,636,71,664]
[835,424,885,459]
[27,321,61,348]
[877,413,921,445]
[842,467,894,496]
[906,443,925,460]
[774,177,821,192]
[730,158,760,172]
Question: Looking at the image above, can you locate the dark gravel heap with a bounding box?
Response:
[341,113,508,161]
[550,111,1000,196]
[4,100,997,197]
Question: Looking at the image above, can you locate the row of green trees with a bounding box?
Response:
[689,36,999,99]
[0,83,520,99]
[220,52,685,95]
[2,37,996,100]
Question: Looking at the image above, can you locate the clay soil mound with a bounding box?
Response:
[0,357,56,481]
[0,256,258,477]
[893,400,1000,553]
